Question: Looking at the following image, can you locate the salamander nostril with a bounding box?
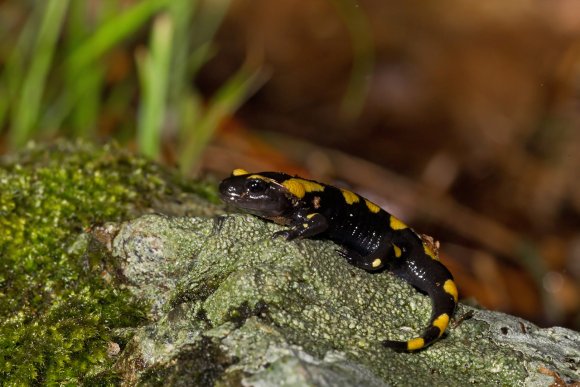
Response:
[218,181,234,196]
[219,182,242,201]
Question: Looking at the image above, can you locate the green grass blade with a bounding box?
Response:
[136,13,174,159]
[167,0,198,103]
[71,65,105,138]
[66,0,171,80]
[9,0,70,147]
[43,0,171,139]
[331,0,374,121]
[66,1,105,138]
[178,67,265,173]
[0,3,40,131]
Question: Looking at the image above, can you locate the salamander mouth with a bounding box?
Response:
[220,191,289,217]
[218,190,239,203]
[228,199,284,216]
[218,180,246,203]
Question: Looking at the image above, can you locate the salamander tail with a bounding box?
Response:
[384,256,459,352]
[382,315,451,351]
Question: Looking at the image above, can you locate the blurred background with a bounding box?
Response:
[0,0,578,330]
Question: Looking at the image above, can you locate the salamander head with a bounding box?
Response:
[219,171,295,217]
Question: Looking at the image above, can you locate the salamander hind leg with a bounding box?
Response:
[337,240,391,271]
[337,248,385,271]
[383,245,458,351]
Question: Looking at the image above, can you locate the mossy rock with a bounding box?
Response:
[0,142,578,386]
[0,141,217,385]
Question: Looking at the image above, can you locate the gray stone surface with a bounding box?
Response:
[96,213,580,386]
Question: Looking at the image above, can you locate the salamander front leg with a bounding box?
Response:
[273,212,328,241]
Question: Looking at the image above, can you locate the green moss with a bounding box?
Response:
[0,141,212,385]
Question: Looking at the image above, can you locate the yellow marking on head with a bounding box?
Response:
[389,216,408,230]
[306,213,317,219]
[247,174,272,181]
[340,189,360,205]
[393,244,402,258]
[443,279,458,302]
[282,179,306,198]
[303,223,309,228]
[432,313,450,337]
[423,245,438,260]
[282,178,324,199]
[232,168,249,176]
[296,178,324,193]
[365,199,380,213]
[372,258,382,268]
[407,337,425,351]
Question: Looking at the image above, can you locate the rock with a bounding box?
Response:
[103,213,579,386]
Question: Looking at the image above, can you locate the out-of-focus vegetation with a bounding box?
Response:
[0,0,261,172]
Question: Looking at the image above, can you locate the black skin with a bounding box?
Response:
[219,171,457,351]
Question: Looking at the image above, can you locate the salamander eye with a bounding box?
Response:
[246,179,268,193]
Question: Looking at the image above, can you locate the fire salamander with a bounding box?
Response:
[219,169,458,351]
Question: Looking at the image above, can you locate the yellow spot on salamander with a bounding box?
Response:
[232,168,249,176]
[393,244,402,258]
[340,189,360,205]
[282,179,306,198]
[443,279,458,302]
[432,313,450,337]
[423,245,438,260]
[407,337,425,351]
[389,216,407,230]
[372,258,382,268]
[297,178,324,193]
[303,223,309,228]
[282,178,324,199]
[306,213,317,219]
[365,199,380,213]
